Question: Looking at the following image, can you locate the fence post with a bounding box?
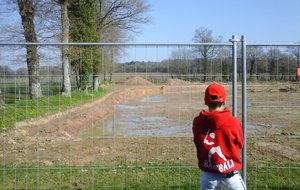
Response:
[229,35,239,116]
[241,35,247,185]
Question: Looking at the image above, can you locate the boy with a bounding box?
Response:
[192,83,246,190]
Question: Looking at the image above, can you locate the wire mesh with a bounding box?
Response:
[244,45,300,190]
[0,43,300,189]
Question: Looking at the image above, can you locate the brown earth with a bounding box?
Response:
[1,76,300,167]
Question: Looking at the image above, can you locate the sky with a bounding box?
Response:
[121,0,300,62]
[133,0,300,44]
[1,1,300,65]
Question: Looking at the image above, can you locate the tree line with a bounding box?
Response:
[1,42,299,83]
[118,31,300,82]
[1,0,151,99]
[119,45,300,82]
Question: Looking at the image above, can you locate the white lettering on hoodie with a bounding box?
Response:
[203,129,233,172]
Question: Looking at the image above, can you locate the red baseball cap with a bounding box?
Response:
[204,83,227,105]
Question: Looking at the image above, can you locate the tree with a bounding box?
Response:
[169,48,193,80]
[266,48,284,81]
[100,45,118,83]
[192,28,222,82]
[95,0,152,37]
[17,0,43,99]
[2,0,64,98]
[95,0,152,83]
[278,54,290,81]
[16,67,28,76]
[69,0,101,92]
[287,44,300,81]
[247,46,264,80]
[91,27,125,90]
[55,0,72,97]
[217,47,232,82]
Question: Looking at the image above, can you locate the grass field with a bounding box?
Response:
[0,82,107,132]
[1,164,299,189]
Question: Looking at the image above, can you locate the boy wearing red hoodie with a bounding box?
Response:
[193,83,246,190]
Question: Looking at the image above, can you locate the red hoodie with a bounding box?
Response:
[192,108,244,174]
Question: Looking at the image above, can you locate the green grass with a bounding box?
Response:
[2,82,70,104]
[1,164,299,189]
[247,166,300,190]
[0,84,107,132]
[0,163,199,189]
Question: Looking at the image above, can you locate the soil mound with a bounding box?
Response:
[116,76,153,85]
[162,78,191,85]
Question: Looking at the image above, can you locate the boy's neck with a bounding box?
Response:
[208,106,225,112]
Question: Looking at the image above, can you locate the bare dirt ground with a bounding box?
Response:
[1,76,300,166]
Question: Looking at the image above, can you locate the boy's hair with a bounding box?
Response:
[207,102,224,110]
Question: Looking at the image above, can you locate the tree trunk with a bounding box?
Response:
[0,89,5,108]
[269,60,276,81]
[93,74,99,92]
[203,57,208,82]
[60,1,71,97]
[109,70,112,81]
[18,0,43,99]
[249,60,255,79]
[75,69,80,89]
[103,71,107,81]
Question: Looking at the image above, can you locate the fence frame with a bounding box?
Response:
[0,38,244,185]
[3,37,300,188]
[240,37,300,185]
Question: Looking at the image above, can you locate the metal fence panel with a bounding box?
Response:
[0,40,300,189]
